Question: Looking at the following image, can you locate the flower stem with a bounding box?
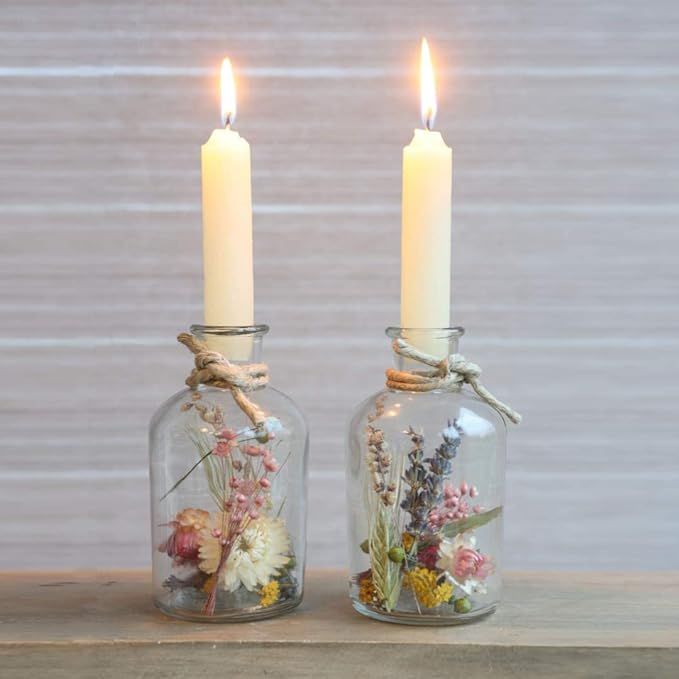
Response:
[161,448,214,501]
[202,538,233,616]
[201,511,253,616]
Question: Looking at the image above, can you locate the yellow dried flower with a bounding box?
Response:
[358,575,380,605]
[403,567,453,608]
[402,532,416,552]
[175,508,210,530]
[259,580,280,607]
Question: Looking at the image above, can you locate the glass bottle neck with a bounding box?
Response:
[387,327,464,371]
[190,324,268,363]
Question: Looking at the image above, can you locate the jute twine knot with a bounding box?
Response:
[385,338,522,425]
[177,332,269,427]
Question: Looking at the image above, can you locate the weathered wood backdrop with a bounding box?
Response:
[1,1,677,571]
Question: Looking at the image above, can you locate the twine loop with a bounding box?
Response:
[385,338,522,425]
[177,332,268,426]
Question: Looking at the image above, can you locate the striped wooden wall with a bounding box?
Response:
[1,1,678,571]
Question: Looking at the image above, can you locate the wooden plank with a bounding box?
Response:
[1,0,678,575]
[0,570,677,678]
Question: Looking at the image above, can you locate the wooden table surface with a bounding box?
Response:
[1,1,678,574]
[1,570,677,678]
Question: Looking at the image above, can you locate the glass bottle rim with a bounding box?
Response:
[385,326,465,339]
[190,324,270,337]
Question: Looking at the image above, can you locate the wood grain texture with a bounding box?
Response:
[1,570,678,678]
[1,1,678,571]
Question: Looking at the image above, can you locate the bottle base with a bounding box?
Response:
[351,599,497,626]
[154,595,302,623]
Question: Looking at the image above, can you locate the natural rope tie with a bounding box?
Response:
[385,338,522,425]
[177,332,269,427]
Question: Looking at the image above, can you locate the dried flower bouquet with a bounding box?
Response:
[355,416,501,619]
[158,391,297,616]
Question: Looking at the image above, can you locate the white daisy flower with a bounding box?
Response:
[199,513,290,592]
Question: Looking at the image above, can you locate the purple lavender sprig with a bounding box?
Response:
[400,428,427,532]
[424,420,463,509]
[366,425,397,506]
[400,421,463,533]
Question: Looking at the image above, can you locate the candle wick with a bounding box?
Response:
[423,109,435,131]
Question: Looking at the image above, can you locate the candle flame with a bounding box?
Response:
[221,57,237,127]
[420,38,437,130]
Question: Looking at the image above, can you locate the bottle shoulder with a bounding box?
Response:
[348,386,507,437]
[262,384,309,432]
[149,387,192,431]
[149,384,307,435]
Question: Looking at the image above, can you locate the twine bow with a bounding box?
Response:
[385,338,522,425]
[177,332,269,427]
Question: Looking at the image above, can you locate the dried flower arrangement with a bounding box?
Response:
[158,391,297,616]
[354,415,501,618]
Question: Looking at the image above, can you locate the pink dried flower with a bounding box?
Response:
[444,495,459,509]
[218,428,238,441]
[259,478,271,489]
[263,456,279,473]
[158,508,209,563]
[242,444,267,457]
[451,547,494,581]
[213,440,232,457]
[160,528,201,562]
[460,481,469,496]
[238,479,258,496]
[469,485,479,498]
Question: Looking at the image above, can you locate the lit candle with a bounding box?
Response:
[201,58,254,329]
[401,39,452,354]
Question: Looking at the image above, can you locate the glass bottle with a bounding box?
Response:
[150,325,308,622]
[346,327,507,625]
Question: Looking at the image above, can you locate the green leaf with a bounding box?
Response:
[441,506,503,538]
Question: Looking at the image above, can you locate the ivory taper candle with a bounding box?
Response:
[201,58,254,329]
[400,39,452,354]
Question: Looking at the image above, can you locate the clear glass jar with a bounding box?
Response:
[346,327,506,625]
[150,325,308,622]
